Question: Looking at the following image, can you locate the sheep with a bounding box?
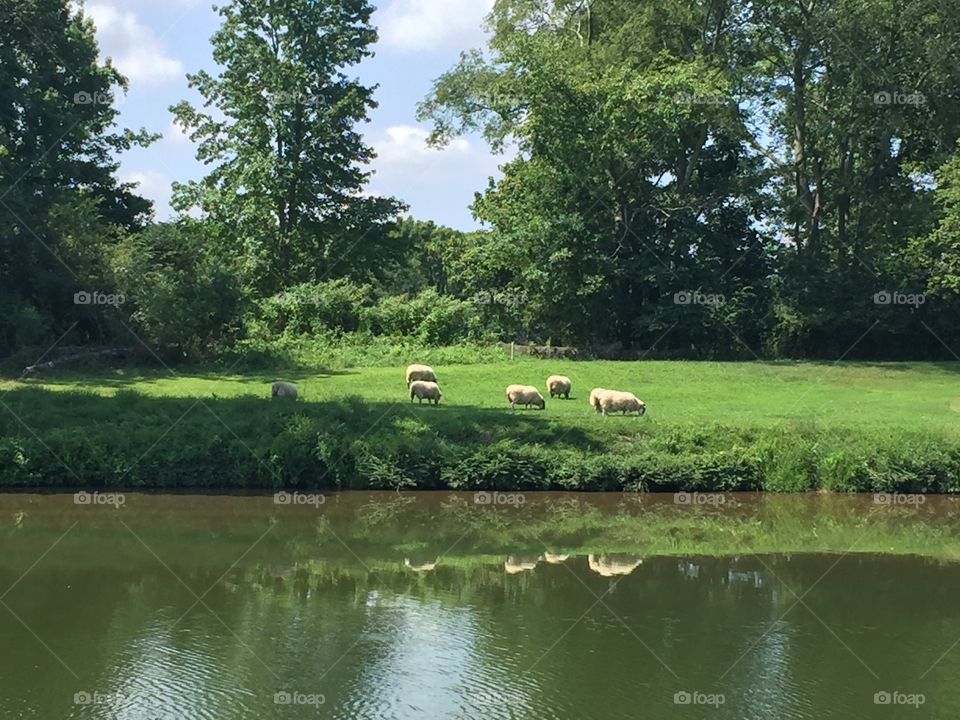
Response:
[409,380,442,405]
[546,375,572,399]
[540,553,570,564]
[504,555,539,574]
[404,558,438,572]
[505,384,545,410]
[405,363,437,386]
[271,381,298,400]
[589,387,607,414]
[588,553,643,577]
[596,389,645,416]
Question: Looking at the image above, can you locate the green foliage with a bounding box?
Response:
[255,279,373,336]
[362,290,481,345]
[417,0,960,357]
[113,222,244,356]
[169,0,404,294]
[0,0,156,356]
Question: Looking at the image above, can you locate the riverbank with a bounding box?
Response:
[1,360,958,491]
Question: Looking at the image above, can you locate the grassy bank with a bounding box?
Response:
[0,357,959,491]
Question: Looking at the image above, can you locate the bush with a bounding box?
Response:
[362,289,481,344]
[257,279,372,336]
[112,222,244,356]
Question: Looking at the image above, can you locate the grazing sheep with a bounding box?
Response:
[588,554,643,577]
[405,363,437,385]
[271,381,298,400]
[409,380,442,405]
[589,387,607,414]
[596,390,645,416]
[504,555,539,574]
[540,553,570,564]
[506,384,546,410]
[546,375,572,399]
[404,558,438,572]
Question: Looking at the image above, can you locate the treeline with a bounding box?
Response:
[4,0,960,364]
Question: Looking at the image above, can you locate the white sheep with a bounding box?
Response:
[504,555,539,574]
[271,381,298,400]
[596,390,645,416]
[405,363,437,386]
[505,384,545,410]
[404,558,438,572]
[589,387,607,414]
[409,380,442,405]
[546,375,572,399]
[588,553,643,577]
[540,553,570,564]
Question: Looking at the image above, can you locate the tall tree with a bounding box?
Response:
[420,0,770,352]
[0,0,155,354]
[170,0,404,295]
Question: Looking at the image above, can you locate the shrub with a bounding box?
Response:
[362,289,480,344]
[258,279,372,336]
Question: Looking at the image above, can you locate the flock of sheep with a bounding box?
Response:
[404,553,643,576]
[404,363,646,416]
[271,363,646,416]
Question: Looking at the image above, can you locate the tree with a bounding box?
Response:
[112,222,244,356]
[420,0,771,352]
[0,0,156,355]
[170,0,404,295]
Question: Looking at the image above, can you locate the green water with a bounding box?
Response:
[2,492,960,718]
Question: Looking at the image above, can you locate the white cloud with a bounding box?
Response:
[368,124,504,229]
[165,118,192,144]
[373,125,472,164]
[375,0,494,53]
[85,3,184,85]
[122,170,174,220]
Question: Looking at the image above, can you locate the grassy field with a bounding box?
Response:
[0,357,958,491]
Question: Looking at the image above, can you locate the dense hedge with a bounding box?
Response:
[1,388,958,493]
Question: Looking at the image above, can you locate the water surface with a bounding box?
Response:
[1,492,959,718]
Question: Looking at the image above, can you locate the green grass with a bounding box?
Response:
[0,356,959,491]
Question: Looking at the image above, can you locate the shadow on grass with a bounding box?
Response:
[0,386,603,457]
[10,366,357,390]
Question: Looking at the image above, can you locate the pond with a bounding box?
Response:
[1,491,959,718]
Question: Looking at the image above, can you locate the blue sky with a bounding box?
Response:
[84,0,503,230]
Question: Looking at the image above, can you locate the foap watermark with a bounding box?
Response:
[674,690,725,707]
[273,290,321,306]
[73,691,127,706]
[274,691,325,706]
[873,290,925,307]
[73,90,115,106]
[74,491,125,507]
[474,491,526,506]
[268,90,321,106]
[674,491,726,507]
[74,290,125,307]
[673,92,726,106]
[873,91,926,106]
[274,491,325,508]
[674,290,725,307]
[874,492,925,507]
[874,690,925,708]
[481,90,523,107]
[472,290,523,310]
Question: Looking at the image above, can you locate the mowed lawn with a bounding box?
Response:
[4,359,958,435]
